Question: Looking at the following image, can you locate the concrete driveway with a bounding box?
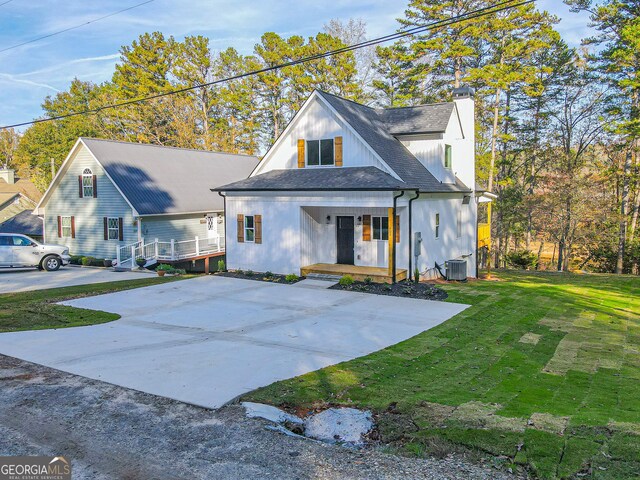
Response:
[0,267,147,293]
[0,276,468,408]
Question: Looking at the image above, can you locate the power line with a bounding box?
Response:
[0,0,154,54]
[0,1,15,8]
[0,0,534,130]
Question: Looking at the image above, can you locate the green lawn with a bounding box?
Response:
[244,271,640,479]
[0,276,188,333]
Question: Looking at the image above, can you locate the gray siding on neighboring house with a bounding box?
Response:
[141,213,223,246]
[44,145,136,259]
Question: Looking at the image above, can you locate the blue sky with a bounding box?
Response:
[0,0,593,129]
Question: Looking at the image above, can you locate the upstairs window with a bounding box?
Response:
[444,145,452,169]
[435,213,440,239]
[306,139,334,166]
[372,216,389,241]
[82,168,94,197]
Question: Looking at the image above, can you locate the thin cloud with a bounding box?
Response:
[0,73,60,92]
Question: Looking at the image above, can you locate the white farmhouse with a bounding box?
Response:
[215,87,486,282]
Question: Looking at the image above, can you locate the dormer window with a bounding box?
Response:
[307,139,334,166]
[444,145,452,169]
[80,168,96,198]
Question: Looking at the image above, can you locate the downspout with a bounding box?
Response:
[218,192,227,269]
[475,194,479,278]
[408,190,420,281]
[392,191,405,283]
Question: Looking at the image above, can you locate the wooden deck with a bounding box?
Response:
[301,263,407,283]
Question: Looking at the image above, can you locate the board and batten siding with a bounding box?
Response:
[225,191,396,275]
[226,190,477,278]
[411,193,477,278]
[254,97,399,178]
[44,144,136,259]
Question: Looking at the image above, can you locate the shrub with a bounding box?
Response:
[69,255,83,265]
[236,269,244,275]
[217,259,226,272]
[246,270,254,277]
[285,273,299,283]
[363,276,373,285]
[81,256,95,266]
[506,249,538,270]
[339,275,355,286]
[91,258,106,267]
[382,282,392,291]
[414,267,420,284]
[172,268,186,276]
[264,271,274,278]
[156,264,173,272]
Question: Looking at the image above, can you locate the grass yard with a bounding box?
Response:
[244,271,640,479]
[0,276,188,333]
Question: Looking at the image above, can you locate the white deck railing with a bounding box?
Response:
[116,236,224,269]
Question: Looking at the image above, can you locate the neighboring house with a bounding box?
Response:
[0,210,43,241]
[216,87,489,281]
[34,138,259,268]
[0,168,41,224]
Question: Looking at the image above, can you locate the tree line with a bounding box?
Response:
[0,0,638,274]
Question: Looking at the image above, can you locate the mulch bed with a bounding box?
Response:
[215,270,304,284]
[329,280,448,301]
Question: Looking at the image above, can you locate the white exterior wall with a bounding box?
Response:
[411,194,477,279]
[225,191,397,274]
[253,97,398,178]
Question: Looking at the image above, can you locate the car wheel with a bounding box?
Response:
[42,255,61,272]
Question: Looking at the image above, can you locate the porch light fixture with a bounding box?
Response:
[326,215,331,224]
[462,195,471,205]
[357,216,362,225]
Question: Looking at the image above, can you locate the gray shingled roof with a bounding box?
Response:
[214,166,409,192]
[315,91,469,193]
[381,103,455,135]
[0,210,43,237]
[81,138,259,215]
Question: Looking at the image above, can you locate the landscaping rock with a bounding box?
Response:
[242,401,304,425]
[304,408,373,445]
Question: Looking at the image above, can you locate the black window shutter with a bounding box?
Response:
[103,217,108,240]
[92,175,97,198]
[78,176,83,198]
[118,218,124,241]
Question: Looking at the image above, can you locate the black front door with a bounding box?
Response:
[336,216,355,265]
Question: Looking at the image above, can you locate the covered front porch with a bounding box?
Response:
[300,203,408,283]
[301,263,407,283]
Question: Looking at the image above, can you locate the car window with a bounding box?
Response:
[12,236,33,247]
[0,236,11,246]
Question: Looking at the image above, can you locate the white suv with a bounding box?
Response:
[0,233,71,271]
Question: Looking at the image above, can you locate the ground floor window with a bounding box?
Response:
[61,216,72,238]
[372,216,389,241]
[244,215,255,242]
[107,217,120,240]
[435,213,440,239]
